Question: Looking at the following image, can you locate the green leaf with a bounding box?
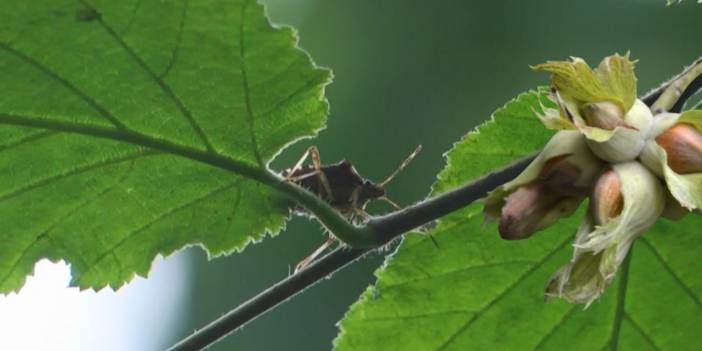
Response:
[334,90,702,350]
[0,0,331,292]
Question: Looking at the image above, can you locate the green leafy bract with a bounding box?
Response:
[0,0,331,292]
[334,90,702,350]
[533,54,637,112]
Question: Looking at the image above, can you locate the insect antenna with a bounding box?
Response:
[378,144,423,187]
[378,196,402,210]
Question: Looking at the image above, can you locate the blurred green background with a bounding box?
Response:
[163,1,702,350]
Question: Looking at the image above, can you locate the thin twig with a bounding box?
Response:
[168,247,366,351]
[642,56,702,112]
[367,154,536,243]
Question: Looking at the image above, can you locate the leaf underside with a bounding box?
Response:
[0,0,331,292]
[334,91,702,350]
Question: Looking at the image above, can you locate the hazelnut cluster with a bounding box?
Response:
[483,54,702,305]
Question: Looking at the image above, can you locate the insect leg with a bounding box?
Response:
[284,145,317,180]
[378,196,402,211]
[309,146,334,201]
[283,146,334,201]
[286,170,320,183]
[354,208,373,221]
[349,187,374,221]
[378,144,422,187]
[294,237,336,273]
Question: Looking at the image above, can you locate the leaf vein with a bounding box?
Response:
[434,236,572,351]
[121,0,145,36]
[607,249,632,351]
[382,260,536,291]
[0,150,158,203]
[159,0,189,79]
[248,58,301,90]
[224,185,243,234]
[0,160,136,287]
[640,238,702,309]
[110,251,124,281]
[531,305,578,350]
[239,0,264,166]
[253,73,327,120]
[0,113,265,182]
[398,210,487,253]
[0,42,127,130]
[79,0,215,153]
[358,309,475,323]
[0,131,57,154]
[623,312,663,351]
[83,180,243,276]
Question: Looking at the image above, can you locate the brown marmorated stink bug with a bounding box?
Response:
[282,145,422,271]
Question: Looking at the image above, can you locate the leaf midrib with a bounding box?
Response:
[0,113,267,183]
